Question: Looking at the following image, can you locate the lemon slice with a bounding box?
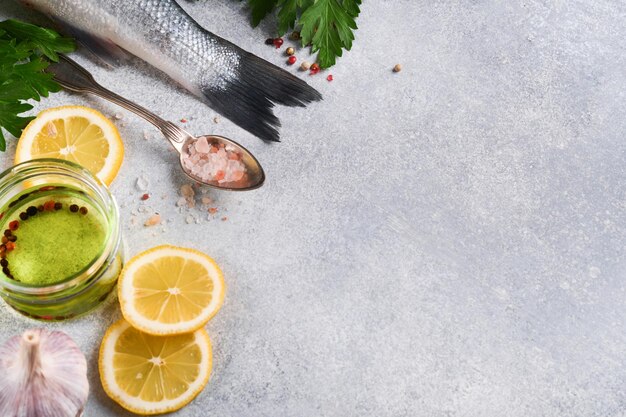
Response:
[99,319,212,415]
[119,245,226,335]
[15,105,124,185]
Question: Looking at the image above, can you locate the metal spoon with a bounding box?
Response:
[46,55,265,191]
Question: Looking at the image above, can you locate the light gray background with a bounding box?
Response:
[1,1,626,416]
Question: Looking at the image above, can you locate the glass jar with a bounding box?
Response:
[0,159,123,320]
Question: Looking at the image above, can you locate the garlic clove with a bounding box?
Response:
[0,328,89,417]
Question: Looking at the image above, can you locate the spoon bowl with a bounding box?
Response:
[179,135,265,191]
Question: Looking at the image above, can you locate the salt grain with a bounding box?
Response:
[180,184,195,198]
[136,176,149,191]
[194,136,211,153]
[144,214,161,226]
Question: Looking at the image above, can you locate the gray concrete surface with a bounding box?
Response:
[1,1,626,416]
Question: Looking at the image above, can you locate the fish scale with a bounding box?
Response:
[20,0,321,141]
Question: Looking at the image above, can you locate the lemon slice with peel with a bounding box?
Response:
[15,105,124,185]
[119,245,226,335]
[99,319,212,415]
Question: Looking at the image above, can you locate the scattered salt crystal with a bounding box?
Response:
[143,130,150,140]
[144,214,161,226]
[180,184,195,198]
[114,113,123,120]
[138,206,148,213]
[136,176,149,191]
[195,218,201,224]
[185,215,194,224]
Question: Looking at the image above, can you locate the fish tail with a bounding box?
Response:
[201,51,322,142]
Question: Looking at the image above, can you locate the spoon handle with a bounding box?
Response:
[46,55,192,145]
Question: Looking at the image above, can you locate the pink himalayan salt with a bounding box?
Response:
[194,136,211,153]
[144,214,161,226]
[182,137,246,184]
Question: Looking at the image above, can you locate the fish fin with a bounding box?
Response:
[49,18,129,67]
[202,52,322,142]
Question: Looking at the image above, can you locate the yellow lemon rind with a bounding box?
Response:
[98,319,212,415]
[15,105,124,185]
[118,245,226,336]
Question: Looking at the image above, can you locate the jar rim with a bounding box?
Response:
[0,158,121,295]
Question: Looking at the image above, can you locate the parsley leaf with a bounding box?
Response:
[0,102,34,152]
[248,0,279,27]
[0,20,75,61]
[276,0,312,35]
[245,0,360,68]
[0,20,75,151]
[299,0,359,68]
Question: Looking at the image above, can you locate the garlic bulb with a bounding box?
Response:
[0,328,89,417]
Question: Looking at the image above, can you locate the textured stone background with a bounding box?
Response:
[1,1,626,416]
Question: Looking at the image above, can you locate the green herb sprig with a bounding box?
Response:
[0,20,75,151]
[246,0,361,69]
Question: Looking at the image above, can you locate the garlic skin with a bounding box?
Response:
[0,329,89,417]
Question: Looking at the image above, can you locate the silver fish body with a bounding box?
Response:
[19,0,321,141]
